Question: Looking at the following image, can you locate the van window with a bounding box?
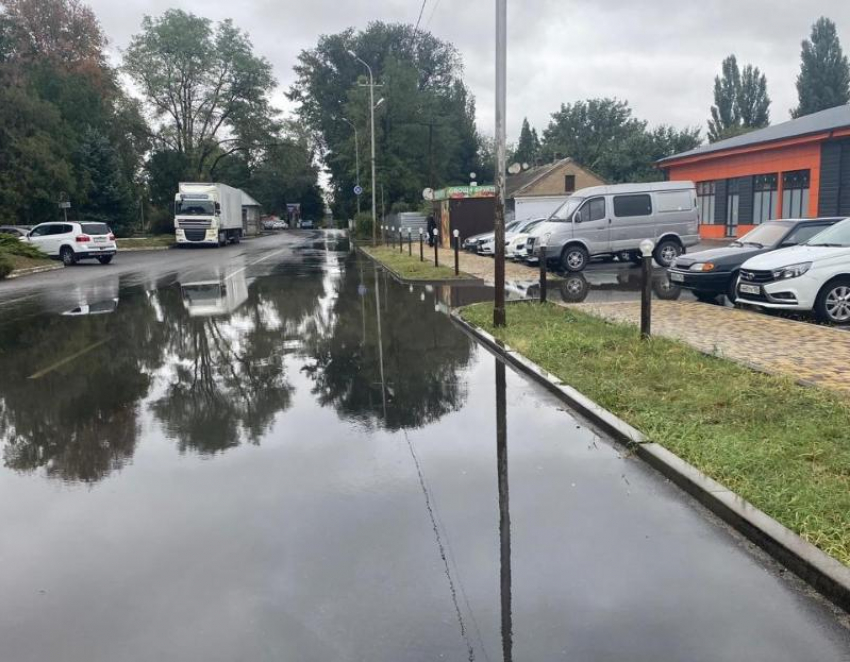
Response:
[655,190,693,213]
[613,194,652,217]
[579,197,605,222]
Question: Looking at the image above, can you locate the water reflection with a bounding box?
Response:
[496,357,513,662]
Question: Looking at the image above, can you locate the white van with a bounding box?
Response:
[524,181,699,271]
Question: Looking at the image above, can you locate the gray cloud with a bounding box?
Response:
[90,0,850,142]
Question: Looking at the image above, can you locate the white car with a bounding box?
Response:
[23,221,117,265]
[736,217,850,323]
[478,219,534,256]
[506,218,546,260]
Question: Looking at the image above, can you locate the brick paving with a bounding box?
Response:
[431,246,540,283]
[565,300,850,394]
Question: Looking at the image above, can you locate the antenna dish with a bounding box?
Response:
[508,163,521,175]
[422,187,435,201]
[522,162,530,170]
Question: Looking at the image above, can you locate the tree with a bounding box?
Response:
[75,127,135,234]
[708,55,770,142]
[792,17,850,118]
[124,9,277,178]
[513,117,541,167]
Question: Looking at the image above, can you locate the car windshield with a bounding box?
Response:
[804,219,850,247]
[176,200,215,216]
[518,219,542,233]
[735,223,788,248]
[81,223,111,235]
[548,197,584,222]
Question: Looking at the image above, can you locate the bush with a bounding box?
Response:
[0,235,46,259]
[353,212,375,239]
[0,253,12,280]
[147,206,176,235]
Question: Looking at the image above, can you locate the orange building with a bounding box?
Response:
[659,105,850,239]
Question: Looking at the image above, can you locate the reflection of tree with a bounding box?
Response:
[150,283,299,454]
[0,290,166,482]
[303,259,472,430]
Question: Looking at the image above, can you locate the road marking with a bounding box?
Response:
[223,247,290,282]
[27,336,112,380]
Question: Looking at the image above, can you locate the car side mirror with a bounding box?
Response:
[573,211,583,224]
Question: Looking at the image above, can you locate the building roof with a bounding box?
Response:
[241,191,261,207]
[659,104,850,165]
[506,157,606,198]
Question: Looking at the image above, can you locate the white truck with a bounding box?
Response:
[174,182,243,246]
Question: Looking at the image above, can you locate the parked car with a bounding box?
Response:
[271,220,288,230]
[464,221,521,254]
[479,217,544,256]
[0,224,32,238]
[736,217,850,323]
[524,181,699,271]
[506,218,545,260]
[668,218,843,302]
[22,221,116,265]
[300,219,315,229]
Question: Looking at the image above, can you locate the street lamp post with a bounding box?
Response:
[493,0,508,327]
[339,117,361,215]
[348,50,379,243]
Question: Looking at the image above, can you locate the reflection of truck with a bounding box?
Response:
[174,183,243,246]
[180,271,249,317]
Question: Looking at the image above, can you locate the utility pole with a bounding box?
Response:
[340,117,361,215]
[493,0,507,327]
[348,50,381,243]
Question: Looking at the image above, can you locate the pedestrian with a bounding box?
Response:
[426,215,436,247]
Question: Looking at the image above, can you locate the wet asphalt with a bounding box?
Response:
[0,231,848,661]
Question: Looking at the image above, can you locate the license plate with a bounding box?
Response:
[95,237,105,243]
[739,284,760,295]
[670,272,684,283]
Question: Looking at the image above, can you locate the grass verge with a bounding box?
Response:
[0,236,52,279]
[462,301,850,566]
[361,245,472,281]
[117,235,175,250]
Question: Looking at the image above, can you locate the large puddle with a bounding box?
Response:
[0,238,847,661]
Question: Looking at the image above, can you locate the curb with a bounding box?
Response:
[6,263,64,279]
[450,307,850,613]
[357,246,482,286]
[117,246,174,252]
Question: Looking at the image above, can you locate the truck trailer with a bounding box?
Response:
[174,183,243,246]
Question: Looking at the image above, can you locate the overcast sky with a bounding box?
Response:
[89,0,850,144]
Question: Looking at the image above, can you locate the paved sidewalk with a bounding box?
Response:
[428,246,539,283]
[566,300,850,394]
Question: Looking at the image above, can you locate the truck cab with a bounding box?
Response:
[175,183,243,246]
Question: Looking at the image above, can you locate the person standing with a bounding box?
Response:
[426,215,436,247]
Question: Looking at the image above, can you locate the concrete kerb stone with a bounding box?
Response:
[6,263,64,279]
[450,306,850,614]
[356,246,482,286]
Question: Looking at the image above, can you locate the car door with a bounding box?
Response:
[26,224,57,255]
[610,193,654,251]
[572,197,608,254]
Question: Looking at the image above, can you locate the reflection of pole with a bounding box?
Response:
[360,260,366,345]
[496,357,513,662]
[374,265,387,419]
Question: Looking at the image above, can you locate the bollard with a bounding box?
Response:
[539,242,548,303]
[399,228,404,254]
[640,239,654,338]
[419,229,424,262]
[381,225,386,245]
[453,229,460,276]
[408,229,412,256]
[433,228,439,267]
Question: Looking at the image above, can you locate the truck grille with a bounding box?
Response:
[184,229,207,241]
[178,219,212,229]
[739,269,774,284]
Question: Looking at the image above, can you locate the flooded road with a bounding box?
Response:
[0,233,848,661]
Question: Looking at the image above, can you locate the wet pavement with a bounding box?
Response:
[0,232,848,661]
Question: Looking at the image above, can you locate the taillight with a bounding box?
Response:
[76,234,91,243]
[108,233,115,241]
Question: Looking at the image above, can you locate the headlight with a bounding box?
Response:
[689,262,715,272]
[772,262,811,280]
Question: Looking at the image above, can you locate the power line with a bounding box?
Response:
[424,0,443,30]
[412,0,429,42]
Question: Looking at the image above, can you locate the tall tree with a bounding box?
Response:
[513,117,541,167]
[124,10,277,178]
[708,55,770,142]
[792,17,850,118]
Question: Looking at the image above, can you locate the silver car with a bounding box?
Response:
[525,181,699,271]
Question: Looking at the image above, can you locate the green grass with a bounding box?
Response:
[462,301,850,566]
[0,236,52,279]
[117,235,175,250]
[362,245,471,281]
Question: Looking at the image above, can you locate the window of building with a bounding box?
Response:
[613,194,652,217]
[753,174,778,224]
[564,175,576,193]
[782,170,811,218]
[726,179,740,237]
[696,181,715,225]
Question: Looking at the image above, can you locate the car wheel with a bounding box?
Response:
[815,278,850,324]
[218,232,226,247]
[653,239,681,267]
[561,245,589,272]
[726,274,738,304]
[60,246,76,266]
[97,255,113,265]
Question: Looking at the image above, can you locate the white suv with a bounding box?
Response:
[23,222,117,266]
[736,217,850,323]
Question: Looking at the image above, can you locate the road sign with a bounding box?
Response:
[353,185,363,196]
[58,202,71,209]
